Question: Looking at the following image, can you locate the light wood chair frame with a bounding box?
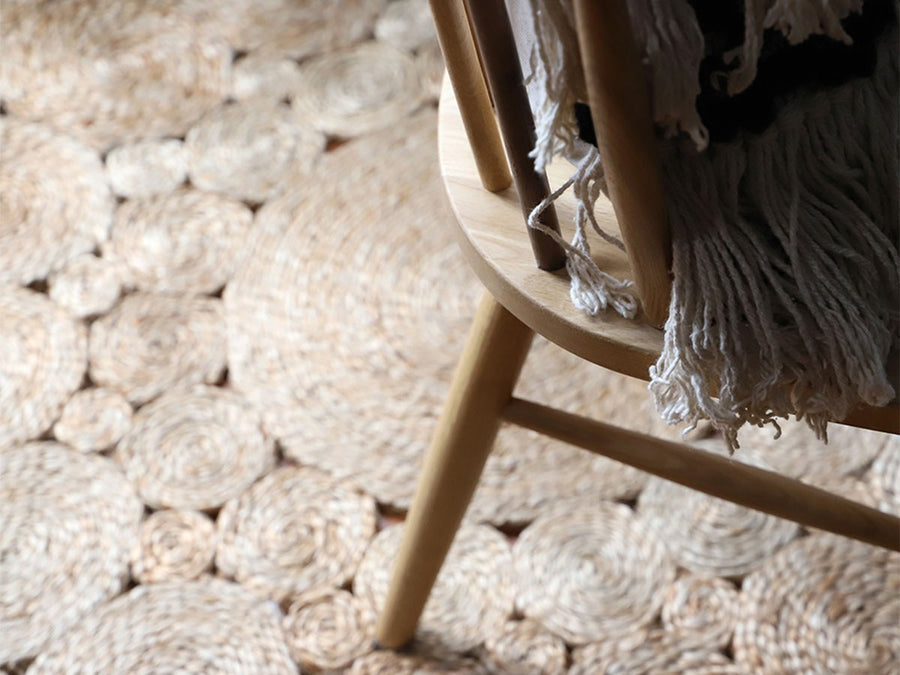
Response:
[374,0,900,650]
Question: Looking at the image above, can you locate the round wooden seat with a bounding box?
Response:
[437,82,899,434]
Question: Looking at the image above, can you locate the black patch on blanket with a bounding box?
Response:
[573,0,896,146]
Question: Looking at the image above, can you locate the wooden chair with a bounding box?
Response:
[374,0,900,650]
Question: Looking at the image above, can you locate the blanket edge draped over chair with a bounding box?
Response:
[515,0,899,446]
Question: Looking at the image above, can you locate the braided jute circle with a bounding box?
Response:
[513,500,675,645]
[89,292,226,405]
[349,651,488,674]
[571,631,745,675]
[52,386,133,453]
[374,0,437,52]
[733,533,900,674]
[28,578,295,674]
[130,509,217,584]
[0,286,87,448]
[231,53,304,102]
[637,444,800,578]
[104,189,254,294]
[355,523,514,654]
[0,0,231,150]
[115,384,275,511]
[482,620,568,675]
[48,254,123,318]
[0,118,113,285]
[870,438,900,514]
[661,575,740,650]
[105,139,187,199]
[186,101,325,203]
[216,465,377,603]
[225,110,479,509]
[224,111,657,518]
[0,442,142,663]
[195,0,385,58]
[292,42,424,138]
[736,419,888,479]
[282,589,375,671]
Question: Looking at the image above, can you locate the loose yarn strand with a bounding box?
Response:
[527,146,638,319]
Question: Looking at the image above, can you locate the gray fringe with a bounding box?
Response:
[519,0,898,444]
[651,29,899,446]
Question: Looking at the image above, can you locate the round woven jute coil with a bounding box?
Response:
[870,438,900,514]
[349,651,488,674]
[216,465,377,603]
[292,42,424,138]
[282,589,375,671]
[192,0,385,59]
[104,189,254,294]
[660,575,740,651]
[735,418,888,479]
[637,443,800,578]
[28,577,295,674]
[186,101,325,203]
[224,110,658,517]
[416,42,445,102]
[733,533,900,674]
[131,509,217,584]
[571,631,746,675]
[513,500,675,646]
[105,139,187,199]
[224,109,477,509]
[482,620,568,675]
[52,386,133,453]
[0,442,142,663]
[47,254,123,318]
[115,384,274,511]
[0,286,87,448]
[0,118,113,285]
[0,0,231,150]
[355,523,514,654]
[89,292,226,405]
[375,0,437,52]
[231,53,305,102]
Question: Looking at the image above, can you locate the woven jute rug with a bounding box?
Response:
[0,0,231,150]
[1,3,897,672]
[225,107,676,522]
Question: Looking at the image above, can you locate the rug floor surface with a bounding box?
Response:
[0,1,897,673]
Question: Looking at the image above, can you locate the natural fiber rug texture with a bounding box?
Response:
[0,0,897,672]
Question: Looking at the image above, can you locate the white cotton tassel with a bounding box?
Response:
[626,0,709,149]
[723,0,865,95]
[652,28,899,448]
[527,143,639,319]
[721,0,773,95]
[522,0,585,172]
[764,0,863,45]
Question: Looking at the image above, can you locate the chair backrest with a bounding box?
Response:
[429,0,671,326]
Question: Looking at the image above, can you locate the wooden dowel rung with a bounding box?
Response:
[502,397,900,552]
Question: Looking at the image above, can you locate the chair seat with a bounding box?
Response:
[437,81,899,434]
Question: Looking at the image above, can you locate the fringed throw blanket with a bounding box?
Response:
[517,0,899,446]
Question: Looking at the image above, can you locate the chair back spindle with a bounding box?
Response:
[427,0,511,193]
[464,0,567,271]
[572,0,672,326]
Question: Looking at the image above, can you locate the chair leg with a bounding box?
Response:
[375,292,534,649]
